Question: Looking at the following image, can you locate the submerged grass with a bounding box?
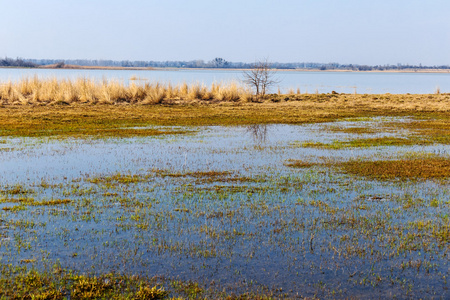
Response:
[0,267,170,300]
[284,160,320,168]
[296,136,434,149]
[287,156,450,180]
[0,265,285,299]
[324,126,378,134]
[0,161,449,298]
[384,118,450,144]
[0,197,71,206]
[0,82,449,298]
[338,157,450,180]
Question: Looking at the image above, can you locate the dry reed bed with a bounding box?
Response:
[0,77,252,105]
[0,78,450,112]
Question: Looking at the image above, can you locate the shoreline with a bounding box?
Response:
[1,65,449,73]
[0,98,449,137]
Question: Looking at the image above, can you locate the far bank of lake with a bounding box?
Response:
[0,67,449,94]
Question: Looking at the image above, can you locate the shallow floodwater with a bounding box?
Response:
[0,118,449,298]
[1,67,450,94]
[0,118,438,185]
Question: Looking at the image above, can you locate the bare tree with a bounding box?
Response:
[242,59,279,100]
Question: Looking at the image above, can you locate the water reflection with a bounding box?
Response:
[246,124,269,144]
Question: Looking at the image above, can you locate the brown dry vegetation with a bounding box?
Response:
[0,78,449,138]
[337,157,450,180]
[383,118,450,144]
[297,137,435,149]
[0,104,341,137]
[1,78,450,110]
[0,77,250,105]
[0,102,449,138]
[278,93,450,112]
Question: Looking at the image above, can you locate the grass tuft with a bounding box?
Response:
[295,137,434,149]
[337,157,450,180]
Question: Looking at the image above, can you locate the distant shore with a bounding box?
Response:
[2,64,449,73]
[284,68,450,73]
[38,64,155,71]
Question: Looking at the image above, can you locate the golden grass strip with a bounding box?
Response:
[287,157,450,180]
[296,137,434,149]
[0,77,251,105]
[0,103,449,137]
[1,78,450,112]
[284,160,320,168]
[338,158,450,180]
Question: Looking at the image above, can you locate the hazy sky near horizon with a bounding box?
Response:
[1,0,449,65]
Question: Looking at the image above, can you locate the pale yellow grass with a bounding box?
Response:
[1,78,449,113]
[290,93,450,112]
[0,77,251,105]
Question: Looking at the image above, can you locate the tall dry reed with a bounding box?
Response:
[0,77,251,105]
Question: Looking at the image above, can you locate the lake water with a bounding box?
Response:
[0,67,449,94]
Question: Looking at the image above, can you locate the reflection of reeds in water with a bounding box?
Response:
[435,86,441,94]
[0,77,253,105]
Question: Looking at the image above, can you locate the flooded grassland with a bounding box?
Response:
[0,100,449,299]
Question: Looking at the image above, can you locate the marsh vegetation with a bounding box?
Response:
[0,78,252,105]
[0,77,450,108]
[0,82,449,298]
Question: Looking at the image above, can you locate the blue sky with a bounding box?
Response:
[1,0,449,65]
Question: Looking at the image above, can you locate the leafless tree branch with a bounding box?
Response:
[242,59,279,101]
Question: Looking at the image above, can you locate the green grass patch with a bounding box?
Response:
[0,268,169,300]
[294,136,433,149]
[284,160,321,168]
[0,197,71,206]
[4,97,449,137]
[337,157,450,180]
[325,126,377,134]
[287,156,450,180]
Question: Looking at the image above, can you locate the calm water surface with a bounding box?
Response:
[1,67,449,94]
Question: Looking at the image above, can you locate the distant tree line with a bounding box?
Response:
[2,57,449,70]
[0,57,37,68]
[24,57,252,68]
